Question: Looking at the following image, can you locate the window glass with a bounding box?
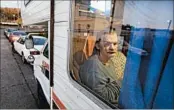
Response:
[43,44,48,58]
[70,0,173,108]
[33,37,46,45]
[8,28,17,32]
[13,31,27,36]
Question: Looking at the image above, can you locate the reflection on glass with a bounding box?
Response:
[72,0,126,105]
[71,0,174,108]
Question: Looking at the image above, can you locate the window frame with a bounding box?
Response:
[68,0,117,109]
[19,38,25,44]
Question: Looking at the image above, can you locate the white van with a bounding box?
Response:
[21,0,174,109]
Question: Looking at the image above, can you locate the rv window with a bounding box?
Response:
[71,0,126,107]
[70,0,174,108]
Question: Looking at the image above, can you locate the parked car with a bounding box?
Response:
[9,31,27,43]
[4,28,18,38]
[13,35,47,64]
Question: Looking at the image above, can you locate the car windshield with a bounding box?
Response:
[13,31,27,36]
[8,28,17,32]
[33,38,46,45]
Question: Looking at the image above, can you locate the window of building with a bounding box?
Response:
[78,24,81,33]
[70,0,174,108]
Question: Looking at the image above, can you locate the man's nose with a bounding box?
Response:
[109,43,115,49]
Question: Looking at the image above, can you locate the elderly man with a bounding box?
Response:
[79,32,126,104]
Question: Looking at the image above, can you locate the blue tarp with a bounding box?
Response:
[119,28,173,108]
[153,44,174,108]
[143,30,171,108]
[119,28,146,108]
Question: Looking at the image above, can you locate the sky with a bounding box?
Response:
[1,0,21,8]
[91,1,111,12]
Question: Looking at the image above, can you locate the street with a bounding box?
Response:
[0,28,39,109]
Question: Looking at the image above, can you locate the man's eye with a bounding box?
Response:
[104,43,110,46]
[113,43,118,45]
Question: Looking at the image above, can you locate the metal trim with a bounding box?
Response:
[50,0,55,87]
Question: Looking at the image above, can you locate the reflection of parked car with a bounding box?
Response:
[9,31,27,43]
[13,35,47,64]
[4,28,18,38]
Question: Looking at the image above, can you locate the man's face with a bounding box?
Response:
[99,34,118,60]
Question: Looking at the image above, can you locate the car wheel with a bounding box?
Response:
[22,53,26,64]
[37,80,50,109]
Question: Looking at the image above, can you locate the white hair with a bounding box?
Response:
[96,32,118,42]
